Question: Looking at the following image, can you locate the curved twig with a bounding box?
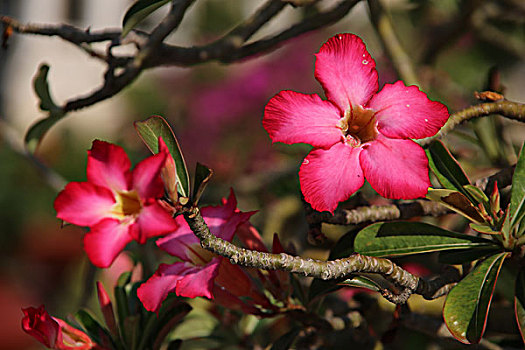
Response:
[308,164,516,226]
[183,206,460,304]
[418,100,525,146]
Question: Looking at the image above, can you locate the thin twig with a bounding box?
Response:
[63,0,195,113]
[150,0,360,66]
[308,164,516,226]
[418,100,525,146]
[308,200,448,226]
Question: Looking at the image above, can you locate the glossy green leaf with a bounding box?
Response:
[192,162,213,206]
[134,116,190,198]
[426,188,485,224]
[438,247,502,264]
[122,0,171,37]
[354,221,496,257]
[515,267,525,344]
[463,185,489,206]
[75,309,111,346]
[443,252,508,344]
[25,64,65,153]
[339,275,381,292]
[426,141,471,193]
[509,143,525,235]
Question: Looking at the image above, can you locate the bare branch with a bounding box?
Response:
[150,0,360,66]
[63,0,195,113]
[183,206,462,304]
[418,99,525,146]
[307,164,516,226]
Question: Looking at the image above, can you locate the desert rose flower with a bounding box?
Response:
[137,190,269,313]
[263,33,449,212]
[54,140,178,267]
[21,305,95,349]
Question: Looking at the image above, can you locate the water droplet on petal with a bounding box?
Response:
[302,159,310,165]
[337,35,343,40]
[362,60,368,65]
[406,104,410,107]
[424,118,428,122]
[362,54,366,57]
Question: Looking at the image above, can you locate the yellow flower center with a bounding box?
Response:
[338,105,378,147]
[111,190,142,219]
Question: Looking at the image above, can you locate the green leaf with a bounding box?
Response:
[438,247,502,264]
[25,64,65,153]
[25,113,64,153]
[33,64,59,112]
[134,116,190,198]
[443,252,508,344]
[426,188,485,224]
[339,275,381,292]
[509,143,525,235]
[463,185,489,207]
[75,309,112,346]
[354,221,496,257]
[114,272,131,334]
[469,223,499,235]
[192,162,213,206]
[426,141,471,192]
[515,267,525,344]
[122,0,171,37]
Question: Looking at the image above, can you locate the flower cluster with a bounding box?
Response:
[138,190,283,314]
[50,140,289,319]
[24,32,452,349]
[54,140,178,267]
[263,33,449,212]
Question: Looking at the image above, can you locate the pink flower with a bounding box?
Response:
[263,33,449,212]
[137,190,260,313]
[54,140,178,268]
[21,305,95,349]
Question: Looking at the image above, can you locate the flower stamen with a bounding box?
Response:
[111,190,142,218]
[339,105,378,147]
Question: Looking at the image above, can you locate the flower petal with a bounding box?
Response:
[137,259,220,312]
[83,218,134,268]
[175,258,221,299]
[132,151,166,199]
[201,205,253,242]
[21,305,59,348]
[157,215,202,260]
[54,182,116,226]
[87,140,131,192]
[263,90,342,149]
[360,136,430,199]
[134,202,178,244]
[315,33,378,111]
[299,143,364,213]
[137,263,189,313]
[369,81,449,139]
